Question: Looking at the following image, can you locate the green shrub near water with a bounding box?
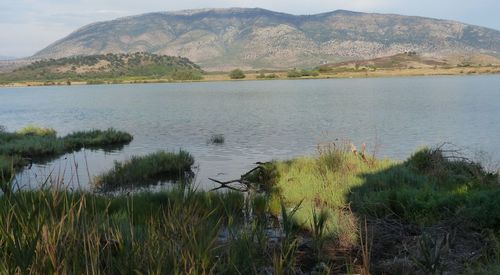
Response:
[229,68,246,79]
[94,150,195,190]
[287,69,319,78]
[170,70,203,80]
[256,72,278,79]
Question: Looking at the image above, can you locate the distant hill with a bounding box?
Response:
[33,8,500,70]
[0,52,203,83]
[0,56,16,61]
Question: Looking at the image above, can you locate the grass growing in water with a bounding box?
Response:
[94,150,195,190]
[0,126,133,180]
[0,127,132,158]
[208,134,225,144]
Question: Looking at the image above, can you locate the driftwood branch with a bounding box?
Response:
[209,162,270,192]
[208,178,248,192]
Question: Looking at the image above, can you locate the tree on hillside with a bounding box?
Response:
[229,69,245,79]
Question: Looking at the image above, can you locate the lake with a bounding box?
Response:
[1,75,499,190]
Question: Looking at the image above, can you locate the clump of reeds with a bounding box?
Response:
[94,150,194,190]
[208,134,225,145]
[64,128,133,150]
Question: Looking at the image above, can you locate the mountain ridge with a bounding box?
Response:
[33,8,500,70]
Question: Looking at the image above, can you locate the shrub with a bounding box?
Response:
[287,69,318,78]
[287,69,302,78]
[229,69,246,79]
[171,70,203,80]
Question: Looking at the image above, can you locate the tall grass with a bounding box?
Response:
[0,178,313,273]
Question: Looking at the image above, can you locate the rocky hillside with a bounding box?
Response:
[34,8,500,70]
[0,52,203,83]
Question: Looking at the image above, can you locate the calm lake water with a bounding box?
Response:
[1,75,499,190]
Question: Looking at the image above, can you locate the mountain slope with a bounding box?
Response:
[34,8,500,70]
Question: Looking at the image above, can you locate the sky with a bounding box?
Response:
[1,0,499,58]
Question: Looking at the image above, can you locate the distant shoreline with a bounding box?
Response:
[1,65,499,88]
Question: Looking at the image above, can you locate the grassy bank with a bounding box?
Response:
[0,126,133,180]
[259,143,500,274]
[94,150,195,191]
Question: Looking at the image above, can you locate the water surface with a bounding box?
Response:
[1,75,499,189]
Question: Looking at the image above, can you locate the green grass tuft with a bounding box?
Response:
[94,150,195,191]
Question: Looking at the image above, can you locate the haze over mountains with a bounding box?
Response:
[30,8,500,70]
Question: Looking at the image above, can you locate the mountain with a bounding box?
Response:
[0,52,203,83]
[33,8,500,70]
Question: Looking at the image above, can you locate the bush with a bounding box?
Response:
[171,70,203,80]
[229,69,245,79]
[287,69,319,78]
[287,69,303,78]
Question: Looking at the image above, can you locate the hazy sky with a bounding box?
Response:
[1,0,499,57]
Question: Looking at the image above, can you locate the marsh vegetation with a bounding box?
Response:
[94,150,195,191]
[1,125,499,273]
[0,125,132,181]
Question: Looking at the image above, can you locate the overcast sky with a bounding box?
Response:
[1,0,499,58]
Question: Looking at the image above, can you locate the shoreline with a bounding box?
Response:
[1,65,499,88]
